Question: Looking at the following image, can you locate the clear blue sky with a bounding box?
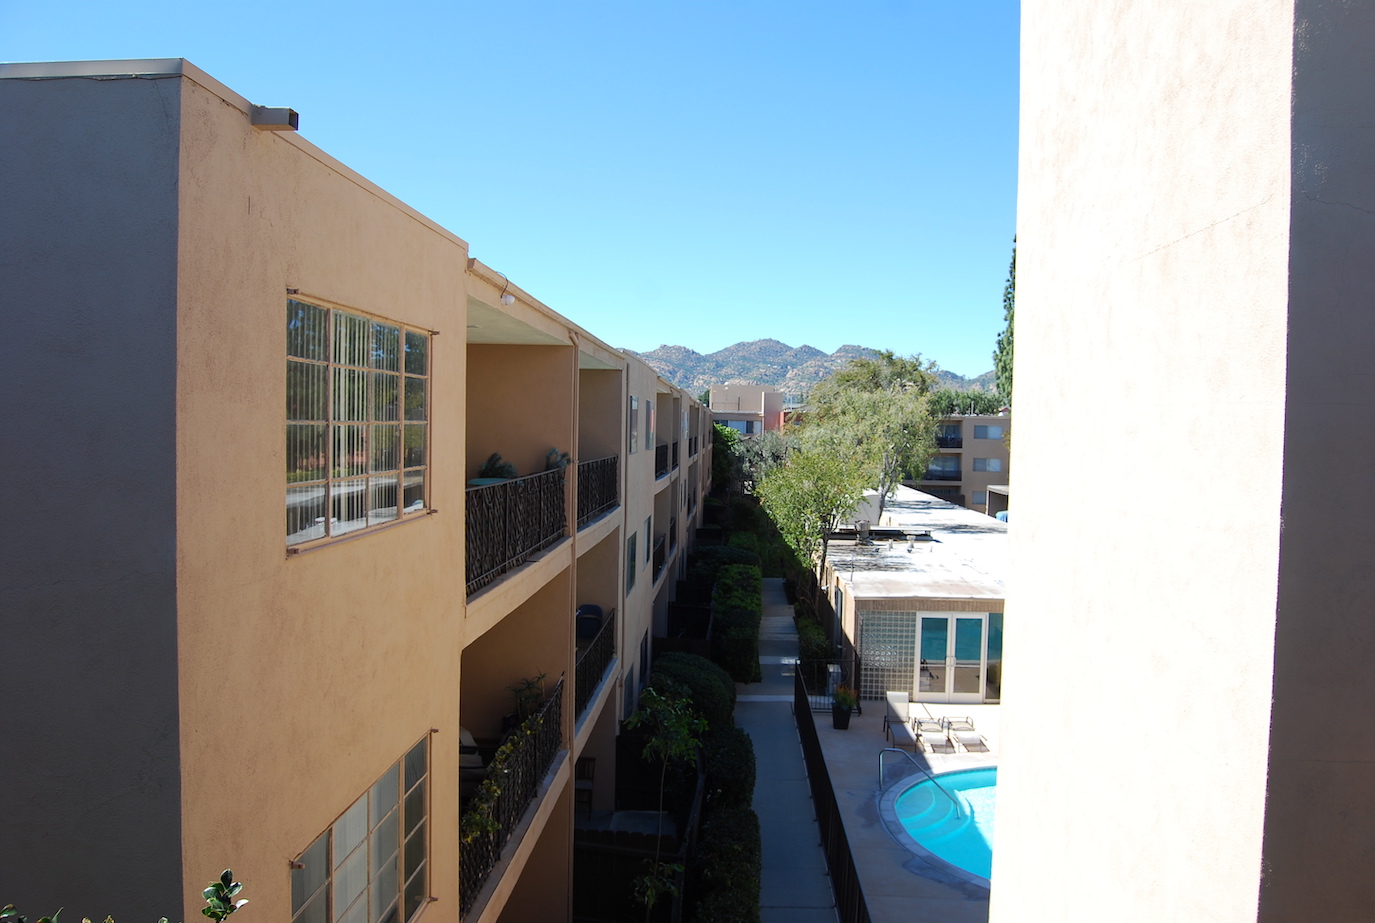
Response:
[2,1,1019,378]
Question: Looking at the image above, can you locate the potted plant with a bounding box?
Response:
[832,683,857,730]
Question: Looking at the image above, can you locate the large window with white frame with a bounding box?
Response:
[291,736,429,923]
[287,299,429,546]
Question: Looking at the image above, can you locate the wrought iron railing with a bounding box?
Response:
[671,440,680,470]
[575,609,616,719]
[923,468,961,481]
[795,670,871,923]
[688,435,698,457]
[576,455,618,529]
[652,535,666,583]
[668,516,677,553]
[936,434,963,449]
[654,443,669,478]
[465,469,567,597]
[459,677,565,918]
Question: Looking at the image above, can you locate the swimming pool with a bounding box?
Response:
[885,766,997,885]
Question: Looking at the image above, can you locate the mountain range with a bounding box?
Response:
[624,339,996,398]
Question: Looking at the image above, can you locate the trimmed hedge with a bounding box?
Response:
[702,724,756,810]
[687,805,762,923]
[648,652,736,730]
[712,564,763,683]
[687,545,761,591]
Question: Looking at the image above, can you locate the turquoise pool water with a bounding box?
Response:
[893,767,997,880]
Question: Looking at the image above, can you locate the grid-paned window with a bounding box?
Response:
[287,300,429,546]
[292,737,429,923]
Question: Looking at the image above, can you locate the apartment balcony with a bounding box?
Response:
[466,469,567,597]
[459,677,565,918]
[576,455,618,530]
[688,435,698,457]
[669,515,678,554]
[671,440,680,471]
[922,470,963,482]
[936,434,963,449]
[574,608,616,720]
[654,443,670,479]
[652,535,667,583]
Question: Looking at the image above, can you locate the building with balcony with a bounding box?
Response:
[709,383,787,435]
[914,413,1010,513]
[0,59,713,923]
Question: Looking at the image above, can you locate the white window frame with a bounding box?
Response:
[291,736,429,923]
[287,298,430,548]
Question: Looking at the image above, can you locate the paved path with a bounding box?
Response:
[734,578,839,923]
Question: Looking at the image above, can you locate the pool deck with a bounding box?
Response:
[740,577,1001,923]
[814,700,999,923]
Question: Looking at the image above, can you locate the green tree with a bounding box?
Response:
[808,351,938,520]
[735,426,796,490]
[928,387,1003,417]
[710,422,741,490]
[994,240,1015,403]
[755,434,872,610]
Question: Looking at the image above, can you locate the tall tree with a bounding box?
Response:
[994,240,1015,403]
[808,351,938,520]
[755,429,874,609]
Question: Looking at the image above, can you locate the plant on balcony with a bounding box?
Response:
[476,452,518,479]
[544,448,571,471]
[832,683,857,730]
[508,671,548,722]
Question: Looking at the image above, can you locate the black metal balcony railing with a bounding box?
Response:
[575,609,616,719]
[654,443,670,479]
[652,535,667,583]
[576,455,618,529]
[459,677,565,918]
[923,468,962,482]
[689,435,698,457]
[671,440,680,470]
[466,469,567,597]
[935,434,963,449]
[668,516,678,553]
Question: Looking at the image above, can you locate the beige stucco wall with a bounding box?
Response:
[468,344,576,478]
[993,3,1292,921]
[173,72,468,922]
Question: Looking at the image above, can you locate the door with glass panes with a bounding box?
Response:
[917,614,987,703]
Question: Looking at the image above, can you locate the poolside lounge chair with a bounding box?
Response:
[884,691,910,741]
[944,716,989,752]
[916,716,955,754]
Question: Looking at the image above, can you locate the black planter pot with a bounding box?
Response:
[832,705,853,730]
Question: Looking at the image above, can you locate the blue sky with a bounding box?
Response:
[2,1,1019,377]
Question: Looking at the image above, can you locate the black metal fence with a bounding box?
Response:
[575,609,616,719]
[466,469,567,596]
[671,440,680,470]
[652,535,667,583]
[577,455,619,529]
[797,655,863,715]
[794,670,871,923]
[654,443,670,478]
[460,677,566,918]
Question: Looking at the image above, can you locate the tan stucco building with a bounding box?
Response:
[915,413,1011,513]
[0,60,713,923]
[994,2,1375,920]
[709,383,787,434]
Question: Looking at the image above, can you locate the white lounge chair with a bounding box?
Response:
[917,717,955,753]
[943,716,989,752]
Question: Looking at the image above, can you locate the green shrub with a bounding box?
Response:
[648,652,736,730]
[687,806,761,923]
[687,545,761,591]
[712,565,763,683]
[726,531,761,557]
[796,615,831,663]
[702,724,756,809]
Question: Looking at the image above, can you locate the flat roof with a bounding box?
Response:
[830,485,1006,605]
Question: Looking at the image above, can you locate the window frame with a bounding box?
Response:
[629,396,638,455]
[973,424,1004,440]
[290,735,430,923]
[287,298,431,550]
[626,533,637,592]
[973,458,1003,473]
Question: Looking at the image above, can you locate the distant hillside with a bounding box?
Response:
[625,339,996,398]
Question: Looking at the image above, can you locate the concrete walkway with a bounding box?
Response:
[735,577,839,923]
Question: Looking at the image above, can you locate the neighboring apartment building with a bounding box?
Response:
[996,2,1375,921]
[0,60,712,923]
[914,413,1010,513]
[708,383,786,435]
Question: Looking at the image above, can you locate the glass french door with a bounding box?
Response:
[917,614,987,703]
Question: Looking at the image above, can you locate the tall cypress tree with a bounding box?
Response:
[994,239,1016,404]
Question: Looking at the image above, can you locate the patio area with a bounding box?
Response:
[809,697,1000,923]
